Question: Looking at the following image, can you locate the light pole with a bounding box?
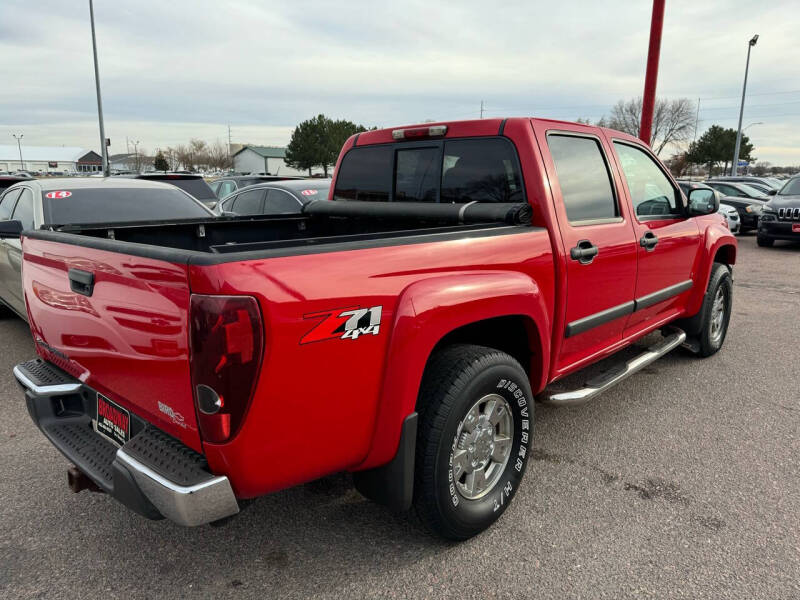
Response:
[732,34,759,176]
[89,0,109,176]
[12,134,24,171]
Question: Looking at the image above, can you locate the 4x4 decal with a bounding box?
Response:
[300,305,382,344]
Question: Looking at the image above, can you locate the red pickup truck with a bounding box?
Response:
[6,118,736,540]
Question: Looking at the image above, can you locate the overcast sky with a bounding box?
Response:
[2,0,799,164]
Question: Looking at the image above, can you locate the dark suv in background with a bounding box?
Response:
[115,173,218,208]
[757,176,800,247]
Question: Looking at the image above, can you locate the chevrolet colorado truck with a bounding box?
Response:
[6,118,736,540]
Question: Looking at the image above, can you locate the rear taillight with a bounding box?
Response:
[189,295,264,443]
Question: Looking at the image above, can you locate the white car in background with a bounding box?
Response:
[719,203,740,234]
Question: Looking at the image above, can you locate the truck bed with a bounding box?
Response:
[34,200,533,263]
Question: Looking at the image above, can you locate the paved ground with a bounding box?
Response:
[1,234,798,599]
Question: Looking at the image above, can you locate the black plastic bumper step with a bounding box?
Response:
[13,359,82,396]
[123,427,212,487]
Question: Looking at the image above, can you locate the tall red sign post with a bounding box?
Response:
[639,0,665,145]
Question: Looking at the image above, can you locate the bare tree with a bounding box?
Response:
[133,146,148,172]
[206,140,230,170]
[164,147,179,171]
[174,144,192,171]
[606,97,696,156]
[188,139,208,170]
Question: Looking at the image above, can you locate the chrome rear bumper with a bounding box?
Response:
[14,357,239,527]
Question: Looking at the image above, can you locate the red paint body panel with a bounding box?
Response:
[20,117,736,502]
[22,239,201,451]
[192,229,554,496]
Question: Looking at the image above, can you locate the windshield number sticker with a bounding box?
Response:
[45,191,72,199]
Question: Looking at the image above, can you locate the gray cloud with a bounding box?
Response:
[2,0,799,164]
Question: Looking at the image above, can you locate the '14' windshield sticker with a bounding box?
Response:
[301,305,382,344]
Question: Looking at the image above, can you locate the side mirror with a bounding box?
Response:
[687,188,719,216]
[767,189,777,196]
[0,220,23,239]
[220,211,237,218]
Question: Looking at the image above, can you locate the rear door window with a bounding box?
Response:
[547,135,619,223]
[231,189,265,215]
[219,181,237,197]
[11,188,35,230]
[0,188,21,220]
[146,177,217,201]
[716,184,741,197]
[264,189,302,213]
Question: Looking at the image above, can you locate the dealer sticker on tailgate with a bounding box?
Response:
[95,393,130,446]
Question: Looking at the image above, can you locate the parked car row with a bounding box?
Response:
[0,177,213,318]
[706,175,784,195]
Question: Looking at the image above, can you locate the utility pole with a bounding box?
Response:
[12,134,24,171]
[639,0,665,145]
[227,124,232,171]
[89,0,109,176]
[480,100,484,119]
[132,140,140,172]
[732,34,759,176]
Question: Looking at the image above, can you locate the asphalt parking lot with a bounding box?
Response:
[0,234,798,599]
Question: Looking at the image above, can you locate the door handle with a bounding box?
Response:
[570,240,599,264]
[640,231,659,251]
[68,268,95,297]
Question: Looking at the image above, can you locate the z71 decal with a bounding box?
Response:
[301,305,382,344]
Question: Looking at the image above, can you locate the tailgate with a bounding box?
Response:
[21,236,202,451]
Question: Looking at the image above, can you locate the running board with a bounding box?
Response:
[540,329,687,407]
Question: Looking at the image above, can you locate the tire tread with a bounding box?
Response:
[413,344,524,538]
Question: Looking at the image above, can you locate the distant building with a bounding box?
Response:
[76,151,103,173]
[0,145,98,174]
[232,146,322,176]
[108,153,155,173]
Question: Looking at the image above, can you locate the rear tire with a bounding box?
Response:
[756,235,774,247]
[696,264,733,357]
[413,344,533,540]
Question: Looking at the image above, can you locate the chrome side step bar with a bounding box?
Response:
[540,329,687,407]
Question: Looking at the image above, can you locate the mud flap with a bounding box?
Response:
[353,412,417,512]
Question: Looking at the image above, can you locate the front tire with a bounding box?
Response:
[696,264,733,357]
[413,345,533,540]
[757,235,774,247]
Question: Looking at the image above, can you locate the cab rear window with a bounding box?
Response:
[333,137,524,203]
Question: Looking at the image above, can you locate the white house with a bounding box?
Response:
[232,146,324,177]
[0,145,101,173]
